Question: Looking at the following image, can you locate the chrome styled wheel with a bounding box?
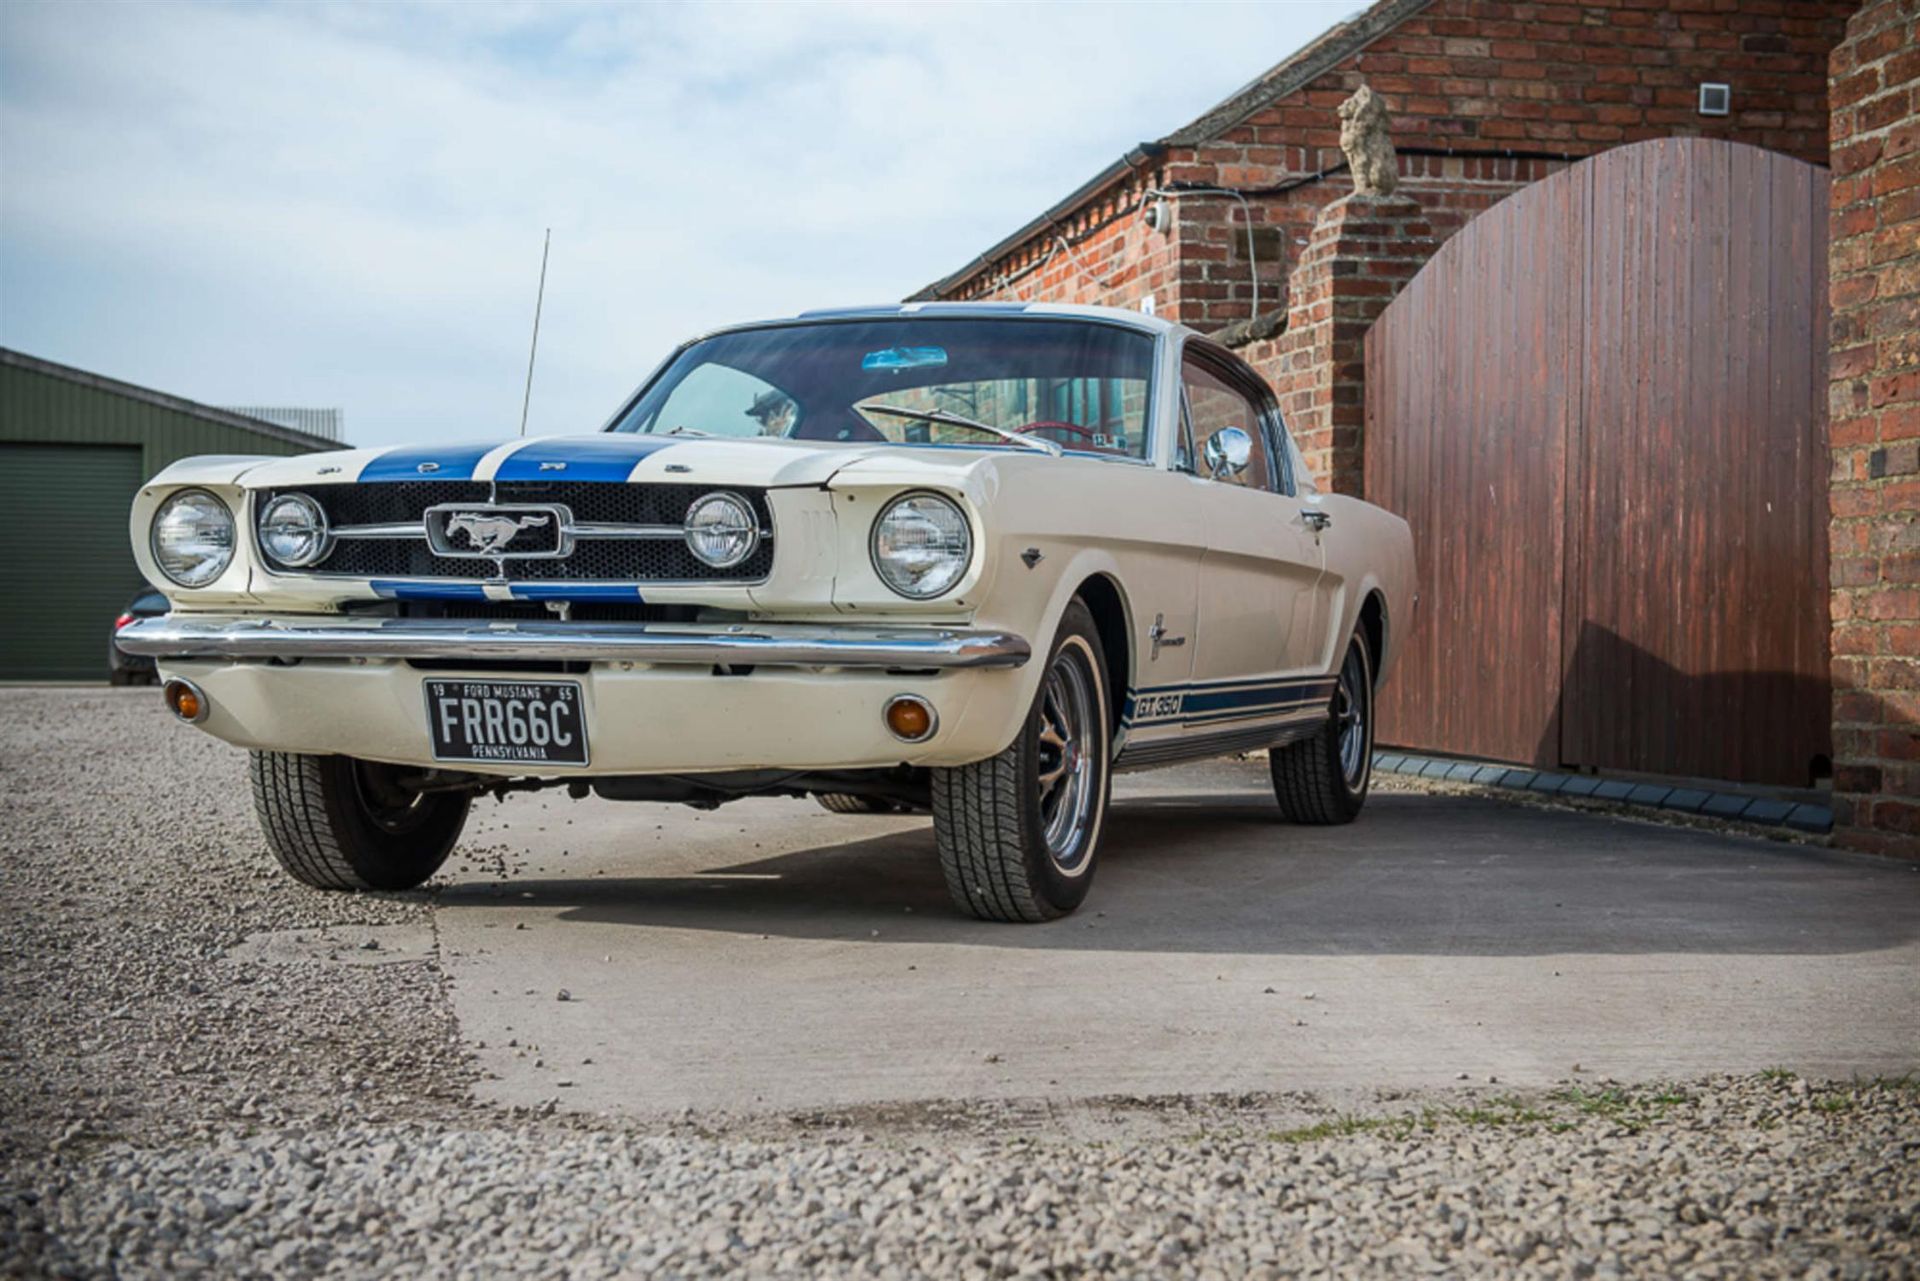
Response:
[1037,643,1098,875]
[1335,642,1369,788]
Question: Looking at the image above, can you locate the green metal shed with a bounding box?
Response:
[0,348,341,681]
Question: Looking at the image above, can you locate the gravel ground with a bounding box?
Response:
[3,689,1916,1279]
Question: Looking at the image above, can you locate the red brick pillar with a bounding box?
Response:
[1272,193,1439,495]
[1828,0,1920,856]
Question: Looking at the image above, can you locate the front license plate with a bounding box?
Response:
[424,679,589,767]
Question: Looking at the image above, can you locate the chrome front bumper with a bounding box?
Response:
[117,615,1032,670]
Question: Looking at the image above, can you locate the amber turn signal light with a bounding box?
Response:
[163,678,210,724]
[883,694,937,743]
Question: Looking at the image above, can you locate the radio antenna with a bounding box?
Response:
[518,227,551,436]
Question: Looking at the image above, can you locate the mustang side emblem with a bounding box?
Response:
[448,511,551,555]
[1148,613,1186,661]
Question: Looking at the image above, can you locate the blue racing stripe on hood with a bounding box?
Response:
[359,442,500,482]
[492,435,682,483]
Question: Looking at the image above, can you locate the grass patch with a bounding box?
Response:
[1758,1066,1797,1081]
[1260,1079,1769,1149]
[1548,1085,1691,1134]
[1445,1103,1550,1127]
[1269,1114,1406,1144]
[1268,1097,1551,1145]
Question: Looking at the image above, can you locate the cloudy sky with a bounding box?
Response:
[2,1,1353,447]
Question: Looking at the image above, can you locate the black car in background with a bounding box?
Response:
[109,588,169,685]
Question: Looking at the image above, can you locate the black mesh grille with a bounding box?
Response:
[263,482,773,583]
[301,482,489,526]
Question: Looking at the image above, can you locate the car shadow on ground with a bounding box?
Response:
[436,790,1920,957]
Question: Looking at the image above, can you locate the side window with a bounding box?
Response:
[1181,357,1275,493]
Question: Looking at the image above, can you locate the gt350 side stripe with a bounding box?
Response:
[1120,676,1337,729]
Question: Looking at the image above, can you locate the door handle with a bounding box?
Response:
[1302,510,1332,532]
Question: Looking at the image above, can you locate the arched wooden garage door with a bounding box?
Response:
[1364,138,1830,787]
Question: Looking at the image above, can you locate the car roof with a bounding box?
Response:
[692,301,1193,344]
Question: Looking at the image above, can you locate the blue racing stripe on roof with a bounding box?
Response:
[370,581,489,601]
[359,442,499,482]
[492,435,681,483]
[507,584,646,602]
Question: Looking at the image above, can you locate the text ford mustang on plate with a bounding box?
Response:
[122,304,1415,922]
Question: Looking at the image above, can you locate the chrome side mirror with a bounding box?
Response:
[1205,426,1252,479]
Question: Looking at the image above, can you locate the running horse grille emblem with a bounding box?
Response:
[424,503,571,559]
[447,512,550,555]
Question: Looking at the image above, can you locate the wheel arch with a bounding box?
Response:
[1070,571,1133,734]
[1358,589,1389,688]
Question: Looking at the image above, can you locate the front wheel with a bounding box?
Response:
[1269,630,1374,824]
[250,752,469,890]
[932,601,1111,922]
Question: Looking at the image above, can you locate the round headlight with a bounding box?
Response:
[150,489,236,588]
[871,492,971,600]
[684,492,760,569]
[257,492,331,568]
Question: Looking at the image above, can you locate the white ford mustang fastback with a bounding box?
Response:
[123,304,1415,922]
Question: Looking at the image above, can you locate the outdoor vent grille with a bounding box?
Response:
[259,481,774,583]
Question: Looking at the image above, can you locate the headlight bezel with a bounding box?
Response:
[149,488,237,589]
[869,490,974,601]
[256,491,332,569]
[683,490,761,570]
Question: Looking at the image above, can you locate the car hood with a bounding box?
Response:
[223,433,1025,492]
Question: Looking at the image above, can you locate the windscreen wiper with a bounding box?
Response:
[860,404,1063,456]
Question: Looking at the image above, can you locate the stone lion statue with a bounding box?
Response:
[1338,83,1398,197]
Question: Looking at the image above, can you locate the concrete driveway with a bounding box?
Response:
[436,760,1920,1117]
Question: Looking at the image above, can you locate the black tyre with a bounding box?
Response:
[1270,630,1373,824]
[249,751,469,891]
[932,600,1111,922]
[814,793,904,815]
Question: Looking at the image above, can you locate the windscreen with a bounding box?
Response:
[608,318,1156,459]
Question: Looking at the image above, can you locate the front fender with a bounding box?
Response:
[943,543,1139,760]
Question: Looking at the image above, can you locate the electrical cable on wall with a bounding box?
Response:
[1052,235,1128,293]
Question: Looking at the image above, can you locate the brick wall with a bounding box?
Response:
[1255,194,1442,493]
[1828,0,1920,856]
[936,0,1855,340]
[940,171,1192,317]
